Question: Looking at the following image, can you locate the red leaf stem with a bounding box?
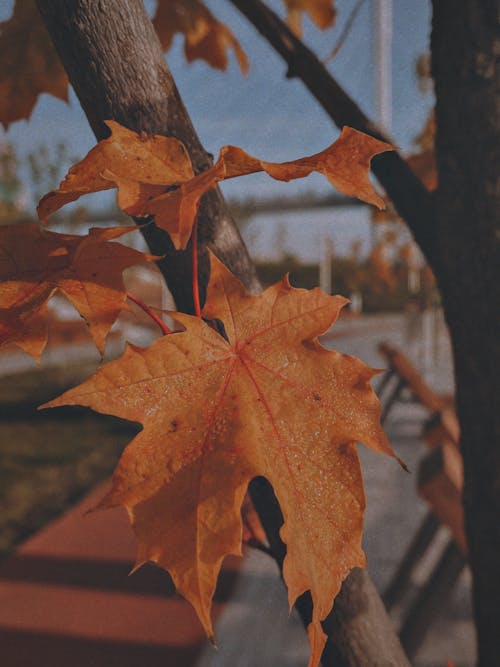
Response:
[191,219,202,317]
[126,291,172,335]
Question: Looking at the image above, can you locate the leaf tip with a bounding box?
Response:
[129,559,146,576]
[397,456,410,473]
[37,398,52,412]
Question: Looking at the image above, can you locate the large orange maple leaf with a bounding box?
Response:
[0,224,155,360]
[0,0,68,129]
[43,255,396,666]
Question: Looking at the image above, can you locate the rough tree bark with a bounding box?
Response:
[36,1,410,665]
[39,0,261,314]
[431,3,500,664]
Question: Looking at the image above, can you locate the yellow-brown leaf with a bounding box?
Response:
[43,254,395,666]
[153,0,248,74]
[37,121,194,223]
[0,0,68,129]
[145,127,394,248]
[0,224,154,359]
[284,0,337,36]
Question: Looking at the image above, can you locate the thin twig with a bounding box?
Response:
[191,220,202,317]
[126,291,172,335]
[324,0,365,64]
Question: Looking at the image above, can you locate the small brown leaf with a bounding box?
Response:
[284,0,337,36]
[153,0,249,74]
[0,0,68,129]
[37,121,194,223]
[0,224,155,359]
[407,149,437,192]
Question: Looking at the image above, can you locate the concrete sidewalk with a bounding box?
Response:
[0,481,240,667]
[0,312,474,667]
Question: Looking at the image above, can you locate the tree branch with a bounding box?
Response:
[324,0,366,64]
[36,1,409,665]
[229,0,438,269]
[36,0,260,315]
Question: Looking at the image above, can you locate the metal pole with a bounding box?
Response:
[374,0,393,133]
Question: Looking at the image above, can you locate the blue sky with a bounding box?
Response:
[0,0,433,260]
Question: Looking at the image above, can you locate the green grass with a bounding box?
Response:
[0,363,139,557]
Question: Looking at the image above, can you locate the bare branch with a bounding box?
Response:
[229,0,438,269]
[324,0,366,64]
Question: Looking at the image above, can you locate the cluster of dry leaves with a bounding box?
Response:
[37,121,392,248]
[0,2,404,665]
[0,224,156,360]
[0,0,337,128]
[0,116,396,665]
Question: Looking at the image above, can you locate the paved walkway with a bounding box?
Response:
[0,481,240,667]
[0,311,475,667]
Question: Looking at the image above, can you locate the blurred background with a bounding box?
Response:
[0,1,472,666]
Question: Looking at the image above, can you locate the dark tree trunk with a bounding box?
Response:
[37,0,260,314]
[431,3,500,664]
[36,1,410,665]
